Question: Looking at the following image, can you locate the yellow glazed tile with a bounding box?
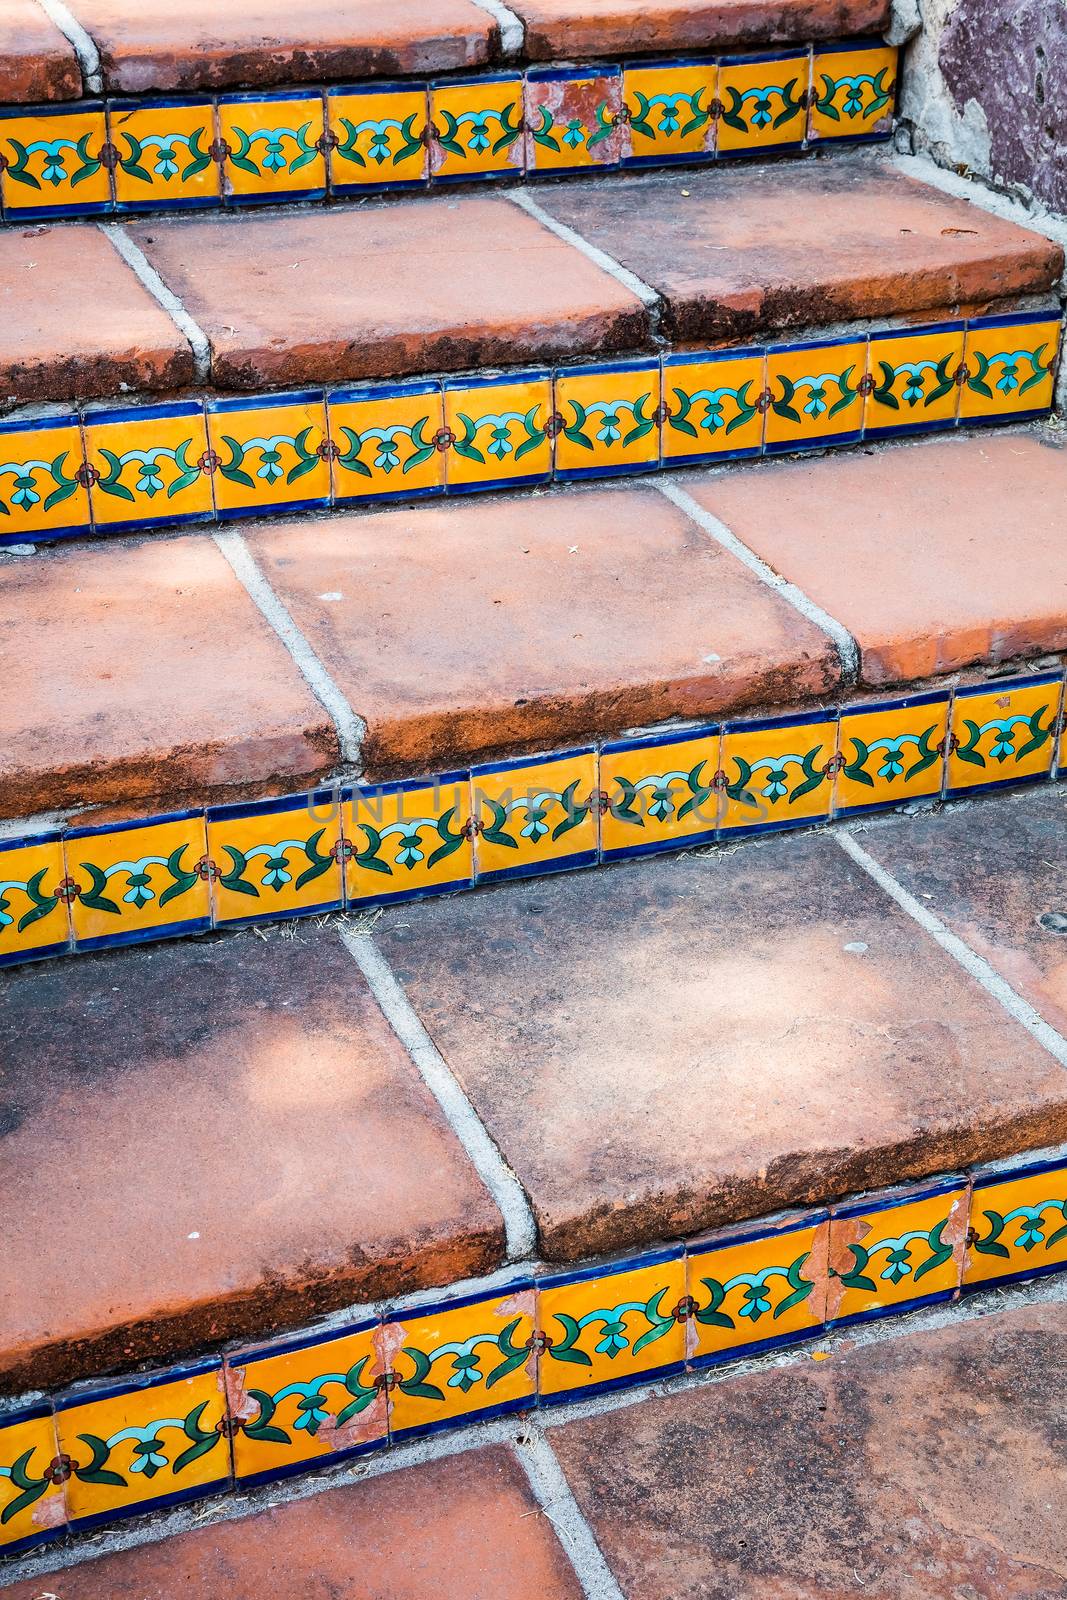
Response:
[965,1161,1067,1288]
[526,67,621,173]
[66,813,211,950]
[57,1362,229,1529]
[809,43,897,141]
[206,392,330,519]
[329,381,444,504]
[538,1251,686,1400]
[473,747,598,883]
[108,98,220,210]
[0,834,70,965]
[208,791,345,927]
[662,348,765,464]
[719,713,838,835]
[835,693,949,816]
[219,90,326,203]
[429,76,525,182]
[0,104,111,216]
[687,1213,830,1367]
[0,416,90,542]
[622,60,717,166]
[228,1319,387,1486]
[0,1405,66,1555]
[345,774,473,906]
[717,52,809,155]
[827,1181,968,1324]
[865,324,965,435]
[554,360,661,479]
[947,676,1061,794]
[1060,718,1067,777]
[85,401,214,530]
[600,727,720,862]
[384,1284,535,1439]
[765,338,867,451]
[960,315,1060,419]
[327,83,428,193]
[444,370,552,491]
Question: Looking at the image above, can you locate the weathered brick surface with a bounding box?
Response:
[514,0,891,58]
[0,1,82,101]
[376,831,1067,1259]
[0,924,502,1393]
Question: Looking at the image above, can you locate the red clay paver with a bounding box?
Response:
[860,787,1067,1037]
[0,1,82,101]
[65,0,495,93]
[375,830,1067,1259]
[0,225,193,404]
[515,0,890,58]
[132,200,648,391]
[0,535,337,819]
[689,430,1067,684]
[0,923,503,1393]
[247,484,843,779]
[553,1299,1067,1599]
[536,160,1063,344]
[2,1445,580,1599]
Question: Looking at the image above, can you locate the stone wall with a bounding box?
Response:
[898,0,1067,219]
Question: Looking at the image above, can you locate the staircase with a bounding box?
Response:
[1,0,1066,1592]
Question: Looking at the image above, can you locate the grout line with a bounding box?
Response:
[655,478,861,681]
[212,528,366,768]
[98,223,212,384]
[503,186,665,329]
[469,0,525,55]
[837,829,1067,1070]
[512,1425,627,1600]
[338,924,538,1261]
[33,0,102,93]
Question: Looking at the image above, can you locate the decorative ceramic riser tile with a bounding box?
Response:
[716,50,811,157]
[2,668,1064,969]
[622,59,718,168]
[5,1157,1067,1549]
[960,312,1062,423]
[964,1159,1067,1291]
[326,83,429,196]
[0,102,111,219]
[218,90,327,205]
[429,75,526,183]
[808,40,898,143]
[525,67,624,174]
[0,314,1059,548]
[108,98,221,212]
[826,1179,969,1326]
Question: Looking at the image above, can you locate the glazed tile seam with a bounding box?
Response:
[0,41,899,222]
[0,310,1059,550]
[1,665,1064,970]
[3,1150,1065,1558]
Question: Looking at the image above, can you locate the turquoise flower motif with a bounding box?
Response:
[375,439,400,473]
[136,462,165,497]
[996,362,1019,394]
[263,857,292,890]
[881,1245,913,1284]
[648,787,675,821]
[489,425,514,459]
[467,116,491,153]
[700,399,725,433]
[11,475,39,508]
[257,449,283,483]
[658,104,680,134]
[751,94,774,127]
[369,129,391,163]
[762,772,788,801]
[595,1319,630,1357]
[843,83,865,116]
[130,1439,168,1477]
[1016,1215,1046,1252]
[521,809,549,841]
[122,872,154,908]
[294,1395,330,1434]
[804,386,827,417]
[597,414,622,445]
[262,136,287,172]
[0,896,12,928]
[42,151,67,185]
[154,146,179,179]
[563,119,586,149]
[396,838,424,870]
[990,729,1016,762]
[879,751,905,780]
[448,1353,483,1393]
[902,373,926,405]
[738,1285,772,1322]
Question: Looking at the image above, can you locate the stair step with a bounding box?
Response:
[2,784,1066,1403]
[33,0,891,99]
[2,429,1064,833]
[4,157,1059,407]
[0,2,82,103]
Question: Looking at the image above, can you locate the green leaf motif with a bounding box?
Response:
[244,1389,290,1444]
[171,1400,222,1475]
[75,1433,126,1488]
[695,1276,734,1330]
[547,1313,593,1368]
[398,1346,443,1402]
[0,1450,49,1524]
[77,861,120,917]
[157,844,200,909]
[17,867,60,932]
[775,1251,815,1317]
